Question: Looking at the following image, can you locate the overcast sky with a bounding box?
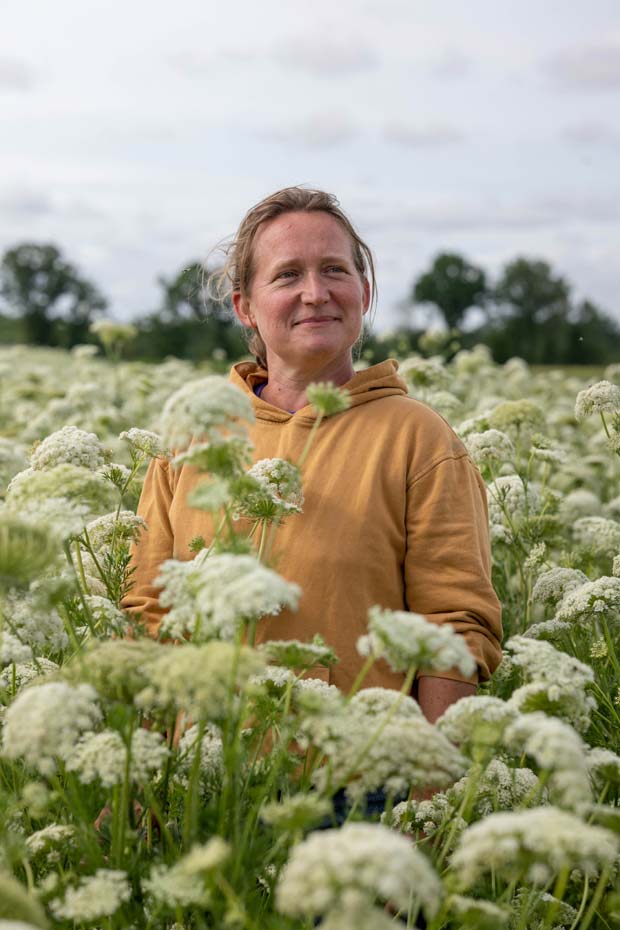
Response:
[1,0,619,330]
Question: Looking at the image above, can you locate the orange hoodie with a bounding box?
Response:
[122,359,502,691]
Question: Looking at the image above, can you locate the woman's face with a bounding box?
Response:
[232,211,370,372]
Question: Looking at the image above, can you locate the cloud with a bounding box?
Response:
[0,57,36,91]
[0,190,54,218]
[272,35,378,76]
[383,121,465,147]
[256,112,360,147]
[560,120,619,145]
[428,49,473,79]
[545,43,620,90]
[361,193,620,235]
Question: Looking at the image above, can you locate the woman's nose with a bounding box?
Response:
[301,272,330,305]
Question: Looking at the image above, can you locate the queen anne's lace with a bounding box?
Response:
[157,552,300,642]
[143,839,230,907]
[30,425,108,472]
[1,682,101,776]
[357,606,475,676]
[450,807,619,887]
[276,823,441,921]
[51,869,131,920]
[575,380,620,420]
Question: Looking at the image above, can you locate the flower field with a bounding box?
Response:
[1,341,620,929]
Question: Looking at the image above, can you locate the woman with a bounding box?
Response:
[123,186,502,723]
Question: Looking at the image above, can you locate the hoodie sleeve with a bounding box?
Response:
[404,452,503,683]
[121,456,174,639]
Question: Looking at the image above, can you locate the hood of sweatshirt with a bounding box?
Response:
[229,359,409,426]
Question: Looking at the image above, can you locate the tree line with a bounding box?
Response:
[0,242,618,365]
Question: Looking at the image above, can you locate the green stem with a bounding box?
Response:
[297,411,324,470]
[578,865,611,930]
[568,876,590,930]
[540,866,570,930]
[600,411,611,439]
[346,653,377,699]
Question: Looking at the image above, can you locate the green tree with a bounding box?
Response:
[490,258,572,363]
[412,253,487,330]
[0,243,107,346]
[133,262,246,362]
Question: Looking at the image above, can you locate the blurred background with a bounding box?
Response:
[0,0,619,365]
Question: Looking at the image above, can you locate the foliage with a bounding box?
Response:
[1,345,620,927]
[412,252,487,330]
[0,244,107,347]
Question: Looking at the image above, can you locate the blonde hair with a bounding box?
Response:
[209,186,377,369]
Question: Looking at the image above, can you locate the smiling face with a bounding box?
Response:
[232,211,370,374]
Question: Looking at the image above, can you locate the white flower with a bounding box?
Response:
[6,463,118,516]
[159,376,254,449]
[172,435,253,476]
[503,712,592,810]
[487,474,541,524]
[258,635,338,670]
[2,590,68,654]
[17,495,91,541]
[464,429,514,468]
[559,488,603,523]
[449,759,543,817]
[51,869,131,920]
[176,723,223,793]
[447,895,510,925]
[1,682,101,776]
[0,632,33,665]
[0,658,58,696]
[0,437,27,490]
[260,795,332,833]
[119,427,167,458]
[487,399,544,433]
[523,617,572,641]
[306,382,352,415]
[234,457,304,520]
[85,510,147,552]
[504,635,596,730]
[450,807,619,887]
[575,380,620,420]
[136,642,264,720]
[586,747,620,789]
[573,516,620,557]
[25,823,75,857]
[29,425,107,471]
[555,576,620,626]
[303,704,465,802]
[157,552,300,642]
[143,838,230,907]
[357,606,475,676]
[350,687,423,719]
[437,696,518,752]
[532,567,589,609]
[385,794,464,844]
[530,434,566,465]
[276,823,441,920]
[399,356,450,391]
[67,728,168,786]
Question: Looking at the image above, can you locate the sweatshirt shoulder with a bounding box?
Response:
[369,392,466,452]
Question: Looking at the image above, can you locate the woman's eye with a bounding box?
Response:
[326,265,345,274]
[277,270,296,280]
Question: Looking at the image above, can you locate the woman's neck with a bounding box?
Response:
[259,355,356,412]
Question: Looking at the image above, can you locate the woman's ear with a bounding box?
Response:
[232,291,256,329]
[362,277,371,316]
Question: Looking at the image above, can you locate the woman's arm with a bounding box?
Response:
[405,452,502,698]
[417,676,477,724]
[121,457,175,639]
